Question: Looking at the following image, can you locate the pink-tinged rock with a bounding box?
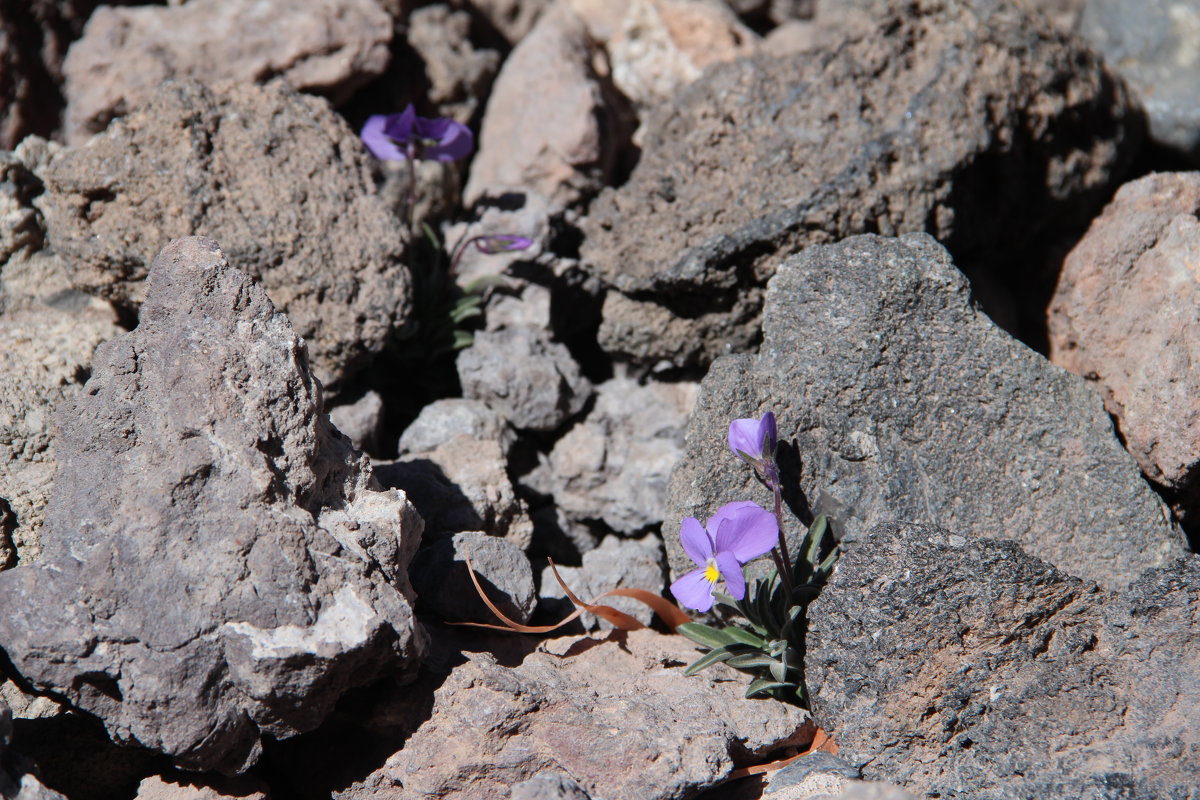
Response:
[134,774,269,800]
[464,6,630,209]
[62,0,392,144]
[464,0,553,44]
[1048,172,1200,522]
[569,0,759,115]
[340,628,812,800]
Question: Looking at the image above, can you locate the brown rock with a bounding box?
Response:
[62,0,392,144]
[38,79,411,388]
[406,5,501,123]
[464,5,631,209]
[465,0,553,44]
[134,774,269,800]
[1048,172,1200,527]
[341,628,812,800]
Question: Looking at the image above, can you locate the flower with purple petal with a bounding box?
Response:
[361,105,474,163]
[670,501,779,612]
[728,411,777,465]
[473,234,534,254]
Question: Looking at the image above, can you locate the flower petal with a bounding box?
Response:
[385,105,417,143]
[422,120,474,162]
[706,501,761,537]
[728,413,777,461]
[716,550,746,601]
[360,115,408,161]
[670,568,716,612]
[713,502,778,564]
[679,517,713,567]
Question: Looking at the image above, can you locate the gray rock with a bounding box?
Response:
[457,327,592,433]
[378,434,533,549]
[539,534,665,630]
[1079,0,1200,161]
[665,234,1185,590]
[62,0,392,144]
[38,79,411,388]
[329,390,385,455]
[0,237,425,774]
[0,298,123,566]
[0,699,68,800]
[581,0,1140,366]
[510,772,593,800]
[805,521,1200,798]
[524,376,697,534]
[398,399,513,457]
[411,531,537,625]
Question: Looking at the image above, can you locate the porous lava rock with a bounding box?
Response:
[62,0,392,144]
[581,0,1140,366]
[1048,172,1200,531]
[523,376,697,535]
[341,628,812,800]
[38,79,411,387]
[410,531,537,624]
[538,534,666,630]
[0,237,425,774]
[665,234,1185,590]
[806,521,1200,798]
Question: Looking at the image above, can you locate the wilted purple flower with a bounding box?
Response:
[670,501,778,612]
[361,105,474,163]
[728,411,777,465]
[473,234,534,254]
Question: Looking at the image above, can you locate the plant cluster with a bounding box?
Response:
[673,413,839,705]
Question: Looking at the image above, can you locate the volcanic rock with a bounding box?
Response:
[38,79,411,387]
[581,0,1140,366]
[62,0,392,144]
[666,234,1185,590]
[0,237,425,774]
[1048,172,1200,530]
[806,521,1200,798]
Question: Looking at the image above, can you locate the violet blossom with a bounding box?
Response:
[670,501,778,612]
[361,105,474,163]
[728,411,777,467]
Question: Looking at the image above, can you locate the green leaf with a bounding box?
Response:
[721,627,768,648]
[802,515,828,568]
[421,222,441,250]
[450,330,474,350]
[770,656,789,683]
[746,679,792,698]
[683,645,740,676]
[449,305,482,324]
[726,653,780,670]
[677,623,739,649]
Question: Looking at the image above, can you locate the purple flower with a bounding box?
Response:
[670,501,778,612]
[361,105,474,163]
[473,234,534,254]
[728,411,777,464]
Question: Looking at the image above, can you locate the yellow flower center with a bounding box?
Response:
[704,561,720,584]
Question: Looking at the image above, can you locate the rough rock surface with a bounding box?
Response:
[666,234,1185,590]
[456,327,592,432]
[134,774,270,800]
[539,534,665,630]
[62,0,392,144]
[524,376,697,534]
[581,0,1139,366]
[0,297,123,566]
[378,434,533,548]
[342,628,812,800]
[0,238,425,774]
[1049,172,1200,529]
[1079,0,1200,160]
[411,531,537,624]
[328,390,385,455]
[464,0,553,45]
[464,5,630,209]
[398,398,514,456]
[569,0,758,117]
[0,699,67,800]
[406,5,501,123]
[806,521,1200,798]
[38,79,411,388]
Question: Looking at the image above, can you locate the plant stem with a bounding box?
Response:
[769,471,795,598]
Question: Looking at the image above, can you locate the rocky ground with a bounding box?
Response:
[0,0,1198,798]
